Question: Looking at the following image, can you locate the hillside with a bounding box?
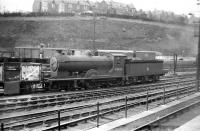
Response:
[0,16,196,56]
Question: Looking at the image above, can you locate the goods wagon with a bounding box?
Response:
[15,47,40,58]
[14,47,160,60]
[0,62,41,95]
[135,51,156,60]
[97,49,159,60]
[14,47,87,59]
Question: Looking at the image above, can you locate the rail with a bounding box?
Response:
[0,79,197,130]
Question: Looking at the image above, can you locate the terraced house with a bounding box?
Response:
[32,0,136,16]
[33,0,91,14]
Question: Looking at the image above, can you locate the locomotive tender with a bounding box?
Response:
[48,53,166,91]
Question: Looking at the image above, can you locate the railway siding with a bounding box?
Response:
[1,84,193,130]
[0,83,192,121]
[0,75,196,130]
[87,92,200,131]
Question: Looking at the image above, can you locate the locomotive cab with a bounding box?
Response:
[110,54,127,77]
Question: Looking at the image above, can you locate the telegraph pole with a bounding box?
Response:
[196,19,200,91]
[196,0,200,91]
[173,53,177,75]
[93,6,96,51]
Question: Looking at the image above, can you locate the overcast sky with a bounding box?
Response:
[0,0,199,15]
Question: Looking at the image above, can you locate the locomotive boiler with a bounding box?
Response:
[50,55,114,78]
[48,53,127,90]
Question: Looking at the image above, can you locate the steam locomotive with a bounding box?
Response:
[0,47,167,95]
[47,52,166,91]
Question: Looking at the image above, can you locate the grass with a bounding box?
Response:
[0,16,195,56]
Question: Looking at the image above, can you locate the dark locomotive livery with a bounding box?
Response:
[48,53,166,91]
[0,47,167,95]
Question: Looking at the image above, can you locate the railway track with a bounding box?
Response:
[0,72,195,101]
[0,74,195,115]
[164,66,197,72]
[0,77,196,130]
[2,82,195,131]
[0,74,195,117]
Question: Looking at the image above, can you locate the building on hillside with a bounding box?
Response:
[110,1,127,15]
[33,0,92,14]
[107,1,117,15]
[32,0,136,16]
[58,1,65,13]
[107,1,136,16]
[32,0,48,13]
[96,0,109,15]
[126,4,136,16]
[47,0,59,14]
[77,0,91,13]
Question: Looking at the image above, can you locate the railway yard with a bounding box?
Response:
[0,47,198,131]
[0,71,199,131]
[0,16,198,131]
[0,7,198,130]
